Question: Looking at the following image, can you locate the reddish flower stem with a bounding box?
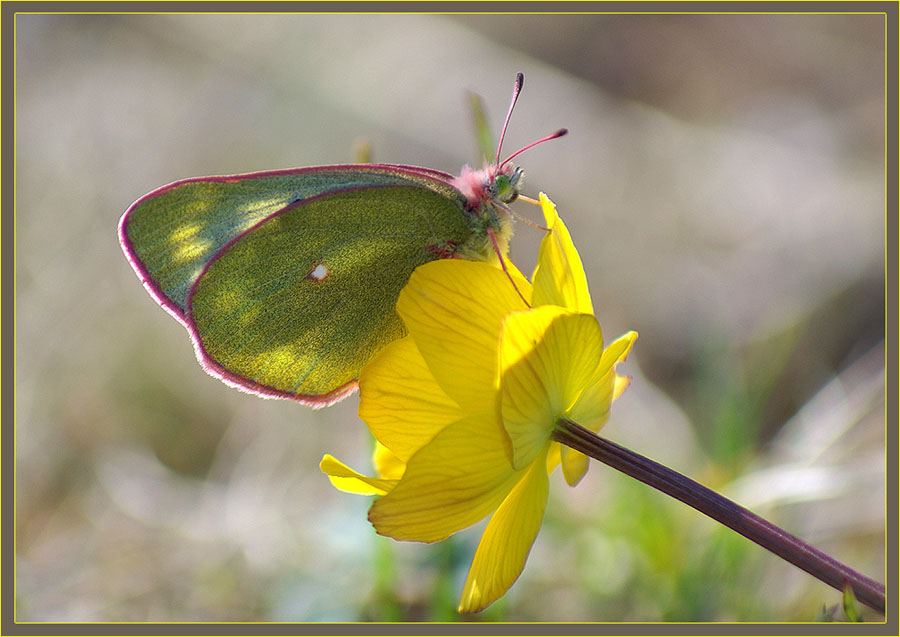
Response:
[552,418,885,615]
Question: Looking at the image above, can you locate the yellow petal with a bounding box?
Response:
[560,444,593,487]
[368,414,523,543]
[598,330,638,383]
[458,447,550,613]
[567,375,614,435]
[359,336,461,462]
[319,454,397,496]
[568,331,637,430]
[396,260,531,413]
[500,307,605,469]
[612,371,633,402]
[546,440,562,474]
[531,194,593,314]
[372,442,406,481]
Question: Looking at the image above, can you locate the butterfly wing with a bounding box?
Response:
[120,166,470,405]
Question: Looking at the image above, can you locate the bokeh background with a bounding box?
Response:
[15,13,886,622]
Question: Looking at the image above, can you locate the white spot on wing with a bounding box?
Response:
[308,263,329,281]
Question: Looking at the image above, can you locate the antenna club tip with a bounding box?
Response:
[555,128,568,138]
[516,72,524,88]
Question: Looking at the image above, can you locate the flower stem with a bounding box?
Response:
[552,418,885,615]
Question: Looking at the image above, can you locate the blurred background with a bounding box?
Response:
[15,13,886,622]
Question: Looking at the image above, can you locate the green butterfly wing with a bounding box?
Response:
[120,166,479,404]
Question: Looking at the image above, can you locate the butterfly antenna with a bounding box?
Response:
[487,227,530,307]
[495,72,525,166]
[500,128,568,169]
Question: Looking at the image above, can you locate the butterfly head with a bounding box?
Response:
[489,163,524,204]
[452,162,524,211]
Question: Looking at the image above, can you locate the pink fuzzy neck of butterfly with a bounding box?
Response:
[451,164,502,210]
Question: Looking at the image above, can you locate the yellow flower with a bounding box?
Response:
[320,195,637,613]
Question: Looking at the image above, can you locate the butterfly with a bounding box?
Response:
[119,72,565,406]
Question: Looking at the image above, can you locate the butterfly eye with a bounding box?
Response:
[493,167,523,204]
[494,174,511,198]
